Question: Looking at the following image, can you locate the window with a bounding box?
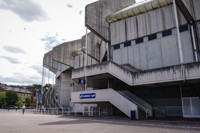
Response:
[162,29,172,37]
[179,24,188,32]
[136,37,143,44]
[148,34,157,41]
[113,44,120,50]
[124,41,131,47]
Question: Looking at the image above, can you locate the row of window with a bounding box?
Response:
[113,24,189,50]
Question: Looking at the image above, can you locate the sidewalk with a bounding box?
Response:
[31,109,200,131]
[59,115,200,131]
[1,109,199,133]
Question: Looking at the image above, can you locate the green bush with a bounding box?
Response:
[0,92,6,107]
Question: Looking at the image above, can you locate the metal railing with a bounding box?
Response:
[35,107,69,115]
[34,107,110,117]
[118,91,153,118]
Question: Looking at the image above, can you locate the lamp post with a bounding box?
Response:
[84,27,88,91]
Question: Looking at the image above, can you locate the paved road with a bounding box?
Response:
[0,109,199,133]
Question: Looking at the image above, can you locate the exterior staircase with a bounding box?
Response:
[71,88,152,119]
[118,91,153,118]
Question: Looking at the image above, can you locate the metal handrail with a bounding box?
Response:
[118,91,152,117]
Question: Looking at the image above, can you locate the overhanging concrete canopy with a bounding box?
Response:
[107,0,173,23]
[72,61,200,86]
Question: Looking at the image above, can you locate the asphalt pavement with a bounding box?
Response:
[0,109,199,133]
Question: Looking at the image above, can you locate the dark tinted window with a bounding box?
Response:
[124,41,131,47]
[148,34,157,41]
[179,25,188,32]
[162,29,172,37]
[136,38,143,44]
[113,44,120,50]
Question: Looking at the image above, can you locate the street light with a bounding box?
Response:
[84,27,88,91]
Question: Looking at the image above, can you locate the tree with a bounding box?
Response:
[25,97,31,106]
[0,92,6,107]
[16,96,23,107]
[5,90,18,106]
[32,84,42,90]
[32,84,42,94]
[43,84,52,92]
[32,97,36,105]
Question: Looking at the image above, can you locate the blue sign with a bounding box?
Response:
[80,93,96,99]
[79,79,86,84]
[36,93,42,101]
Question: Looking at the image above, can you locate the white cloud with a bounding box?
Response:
[40,33,61,51]
[0,0,48,22]
[3,45,26,54]
[0,56,21,64]
[31,65,43,75]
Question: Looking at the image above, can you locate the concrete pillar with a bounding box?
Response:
[55,70,72,108]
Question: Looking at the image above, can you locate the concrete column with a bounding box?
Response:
[58,71,72,107]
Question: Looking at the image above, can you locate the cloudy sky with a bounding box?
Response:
[0,0,141,85]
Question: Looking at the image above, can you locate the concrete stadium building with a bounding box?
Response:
[43,0,200,119]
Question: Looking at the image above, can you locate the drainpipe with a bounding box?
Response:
[41,67,46,107]
[190,25,199,62]
[180,85,184,117]
[41,66,45,94]
[108,79,110,89]
[48,69,50,84]
[173,0,184,64]
[173,0,186,118]
[38,66,45,110]
[107,43,110,62]
[53,73,55,85]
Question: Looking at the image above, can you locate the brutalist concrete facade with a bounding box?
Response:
[43,0,200,119]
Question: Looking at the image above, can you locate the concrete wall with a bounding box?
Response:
[85,0,135,42]
[197,22,200,50]
[113,28,195,70]
[133,62,200,86]
[43,51,54,72]
[100,41,108,62]
[55,70,72,107]
[110,5,187,45]
[193,0,200,20]
[182,0,195,20]
[110,20,126,45]
[73,33,102,69]
[52,40,81,70]
[74,55,98,69]
[43,40,82,74]
[81,32,101,61]
[60,71,71,107]
[54,77,60,106]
